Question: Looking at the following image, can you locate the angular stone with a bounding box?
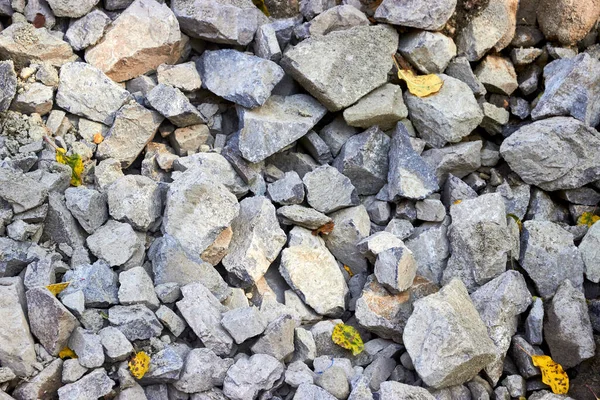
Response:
[580,221,600,283]
[319,116,359,157]
[251,314,296,360]
[173,348,233,394]
[13,358,63,400]
[27,287,79,356]
[342,84,407,131]
[237,94,327,163]
[445,56,486,96]
[118,267,160,310]
[525,297,544,346]
[375,245,417,294]
[177,283,234,356]
[280,227,348,317]
[277,205,332,230]
[154,305,185,337]
[332,126,390,196]
[281,25,398,111]
[405,222,450,286]
[387,123,439,201]
[65,187,108,235]
[56,62,130,125]
[538,0,600,45]
[470,271,532,384]
[379,381,435,400]
[303,4,369,37]
[221,306,267,344]
[61,261,119,307]
[480,102,510,135]
[442,193,511,292]
[97,104,163,168]
[314,366,349,398]
[68,327,104,368]
[545,280,596,368]
[422,141,482,182]
[254,24,282,61]
[57,368,114,400]
[0,23,76,69]
[404,74,483,148]
[171,0,260,45]
[199,49,284,108]
[0,277,36,377]
[267,171,305,205]
[146,84,204,128]
[0,167,48,213]
[107,175,161,231]
[157,61,202,92]
[403,279,496,388]
[62,359,88,384]
[303,165,359,214]
[163,175,239,257]
[86,220,139,267]
[108,304,163,341]
[85,0,183,82]
[10,82,53,115]
[474,55,518,96]
[45,0,97,17]
[0,60,17,112]
[98,326,133,362]
[374,0,456,30]
[65,10,111,51]
[42,192,87,252]
[223,354,284,400]
[398,31,457,74]
[520,220,584,299]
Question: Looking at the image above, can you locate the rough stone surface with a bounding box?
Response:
[342,84,407,131]
[474,55,518,96]
[65,9,111,51]
[98,327,133,361]
[379,381,435,400]
[174,348,234,394]
[86,220,140,267]
[537,0,600,45]
[10,82,53,115]
[281,25,398,111]
[107,175,162,231]
[223,354,284,400]
[0,167,48,214]
[65,187,108,234]
[303,165,359,214]
[57,368,115,400]
[108,304,163,341]
[61,261,119,307]
[374,0,456,30]
[146,84,204,128]
[580,221,600,283]
[0,61,17,112]
[422,141,482,182]
[251,314,297,360]
[118,266,160,310]
[375,244,417,294]
[13,358,63,400]
[221,306,267,344]
[323,205,370,275]
[277,205,332,230]
[157,61,202,92]
[398,31,457,74]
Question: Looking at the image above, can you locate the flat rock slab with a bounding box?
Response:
[281,25,399,111]
[85,0,184,82]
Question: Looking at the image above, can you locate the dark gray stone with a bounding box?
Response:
[0,60,17,111]
[374,0,456,30]
[61,261,118,307]
[267,171,305,205]
[223,354,284,400]
[65,187,108,234]
[108,304,163,341]
[146,84,204,127]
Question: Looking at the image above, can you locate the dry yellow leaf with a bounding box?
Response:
[93,133,104,144]
[58,347,77,359]
[397,69,443,98]
[453,200,462,205]
[128,351,150,379]
[531,355,569,395]
[578,211,600,227]
[56,148,84,187]
[331,323,364,356]
[342,265,354,278]
[46,281,70,296]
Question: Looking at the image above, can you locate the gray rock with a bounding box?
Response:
[68,328,104,368]
[282,25,398,111]
[398,31,457,74]
[0,277,37,377]
[444,56,486,96]
[319,116,359,157]
[0,167,48,214]
[46,0,97,17]
[422,140,482,182]
[364,356,396,391]
[299,130,333,165]
[171,0,260,45]
[323,205,370,275]
[140,345,184,383]
[303,165,359,214]
[285,361,315,388]
[300,0,336,20]
[148,235,229,300]
[98,326,133,362]
[251,314,297,360]
[442,193,511,292]
[86,220,140,267]
[277,205,332,230]
[474,55,518,96]
[342,84,407,131]
[480,102,510,135]
[580,220,600,283]
[57,368,114,400]
[97,103,163,168]
[221,306,267,344]
[379,381,435,400]
[223,354,284,400]
[177,283,234,356]
[108,304,163,341]
[65,9,110,51]
[544,280,596,369]
[146,84,204,128]
[26,287,79,356]
[174,348,234,393]
[61,261,119,307]
[163,175,239,257]
[333,126,390,196]
[118,267,160,310]
[155,305,186,337]
[314,366,349,399]
[65,187,108,234]
[56,62,130,125]
[502,375,525,398]
[470,271,532,384]
[387,123,439,201]
[531,53,600,126]
[280,227,348,316]
[107,175,162,231]
[374,0,456,30]
[519,220,584,299]
[365,197,392,226]
[357,231,404,264]
[94,159,124,191]
[511,47,543,66]
[0,60,17,112]
[42,192,87,252]
[222,196,286,287]
[10,82,53,115]
[404,74,483,148]
[268,171,305,205]
[403,279,496,388]
[375,245,417,294]
[157,62,202,92]
[254,24,282,62]
[404,223,449,285]
[303,5,369,37]
[509,97,530,120]
[415,199,446,222]
[62,358,88,384]
[525,297,544,345]
[199,50,284,108]
[348,375,373,400]
[518,64,542,95]
[237,94,327,163]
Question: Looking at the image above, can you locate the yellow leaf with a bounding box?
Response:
[331,323,364,356]
[46,281,70,296]
[397,69,443,98]
[58,347,77,359]
[453,199,462,205]
[342,264,354,278]
[578,211,600,227]
[128,351,150,379]
[531,355,569,395]
[507,213,523,232]
[93,133,104,144]
[55,148,84,187]
[252,0,269,16]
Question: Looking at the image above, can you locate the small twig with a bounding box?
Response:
[515,343,533,358]
[586,385,599,400]
[42,135,61,151]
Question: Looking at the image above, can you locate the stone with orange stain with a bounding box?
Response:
[85,0,185,82]
[201,226,233,266]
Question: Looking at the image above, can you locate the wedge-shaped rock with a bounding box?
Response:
[374,0,456,30]
[85,0,184,82]
[281,25,398,111]
[0,60,17,112]
[146,83,204,127]
[323,205,370,275]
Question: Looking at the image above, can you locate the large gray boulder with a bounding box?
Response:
[403,279,496,388]
[374,0,456,31]
[281,25,398,111]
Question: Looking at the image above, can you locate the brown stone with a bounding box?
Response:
[201,226,233,266]
[85,0,185,82]
[537,0,600,45]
